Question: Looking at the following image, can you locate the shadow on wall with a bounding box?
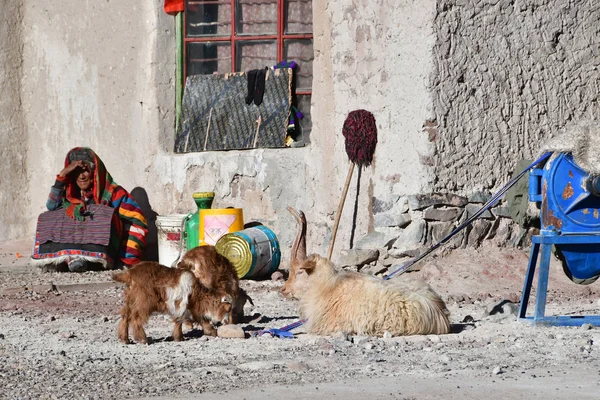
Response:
[130,187,159,262]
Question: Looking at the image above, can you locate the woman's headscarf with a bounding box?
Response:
[63,147,119,220]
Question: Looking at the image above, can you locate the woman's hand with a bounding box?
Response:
[58,160,85,178]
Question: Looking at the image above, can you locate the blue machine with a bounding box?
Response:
[519,152,600,326]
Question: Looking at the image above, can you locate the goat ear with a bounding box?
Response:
[221,295,233,304]
[299,258,317,275]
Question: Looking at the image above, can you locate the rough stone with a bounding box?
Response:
[217,324,246,339]
[374,213,412,228]
[464,203,494,220]
[338,249,379,268]
[360,262,389,276]
[408,193,469,211]
[355,229,401,250]
[466,220,493,248]
[493,205,512,218]
[271,271,284,281]
[429,221,466,250]
[423,207,463,222]
[391,220,427,255]
[468,192,491,204]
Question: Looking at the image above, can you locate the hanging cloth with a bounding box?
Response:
[164,0,184,14]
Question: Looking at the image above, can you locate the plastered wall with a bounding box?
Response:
[3,0,598,264]
[0,2,29,240]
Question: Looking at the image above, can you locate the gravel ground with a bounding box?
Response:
[1,240,600,399]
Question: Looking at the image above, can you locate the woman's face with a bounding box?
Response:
[75,164,93,190]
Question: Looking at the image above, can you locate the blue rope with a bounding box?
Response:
[253,318,306,338]
[384,152,552,280]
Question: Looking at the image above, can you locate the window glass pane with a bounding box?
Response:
[295,94,312,142]
[284,39,313,91]
[185,0,231,37]
[236,0,277,35]
[187,42,232,75]
[285,0,312,34]
[236,40,277,71]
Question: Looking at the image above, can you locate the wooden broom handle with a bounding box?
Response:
[327,162,355,260]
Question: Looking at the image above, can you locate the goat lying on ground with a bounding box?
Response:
[296,254,451,336]
[280,206,308,299]
[177,245,253,323]
[112,261,233,344]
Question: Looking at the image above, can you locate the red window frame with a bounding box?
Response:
[183,0,313,97]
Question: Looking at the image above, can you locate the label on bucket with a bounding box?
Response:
[167,232,181,241]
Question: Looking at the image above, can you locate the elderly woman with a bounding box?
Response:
[31,147,148,272]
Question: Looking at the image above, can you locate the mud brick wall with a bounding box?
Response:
[430,0,600,193]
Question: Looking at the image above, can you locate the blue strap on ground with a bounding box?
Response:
[384,152,552,280]
[253,319,306,338]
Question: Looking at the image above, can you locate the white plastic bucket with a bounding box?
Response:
[155,214,186,267]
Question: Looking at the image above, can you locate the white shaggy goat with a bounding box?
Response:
[296,254,451,336]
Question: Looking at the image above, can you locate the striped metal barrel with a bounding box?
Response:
[215,225,281,279]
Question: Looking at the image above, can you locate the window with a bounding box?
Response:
[181,0,313,142]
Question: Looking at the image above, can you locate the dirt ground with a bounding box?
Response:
[1,238,600,400]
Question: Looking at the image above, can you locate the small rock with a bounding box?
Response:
[61,331,75,339]
[333,331,350,342]
[103,316,109,323]
[486,300,518,316]
[428,335,441,343]
[492,366,503,375]
[320,342,335,355]
[581,323,593,330]
[217,324,245,339]
[49,316,56,322]
[382,331,393,339]
[271,271,284,281]
[352,335,370,345]
[0,333,4,340]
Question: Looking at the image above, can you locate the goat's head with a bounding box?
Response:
[195,292,233,328]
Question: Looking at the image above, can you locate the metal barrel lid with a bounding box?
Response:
[215,232,253,278]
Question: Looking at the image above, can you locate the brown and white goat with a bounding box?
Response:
[112,261,233,344]
[280,206,308,299]
[177,245,253,323]
[296,254,451,337]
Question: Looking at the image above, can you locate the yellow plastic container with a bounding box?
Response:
[199,208,244,246]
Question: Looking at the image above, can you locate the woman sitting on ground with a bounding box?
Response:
[31,147,148,272]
